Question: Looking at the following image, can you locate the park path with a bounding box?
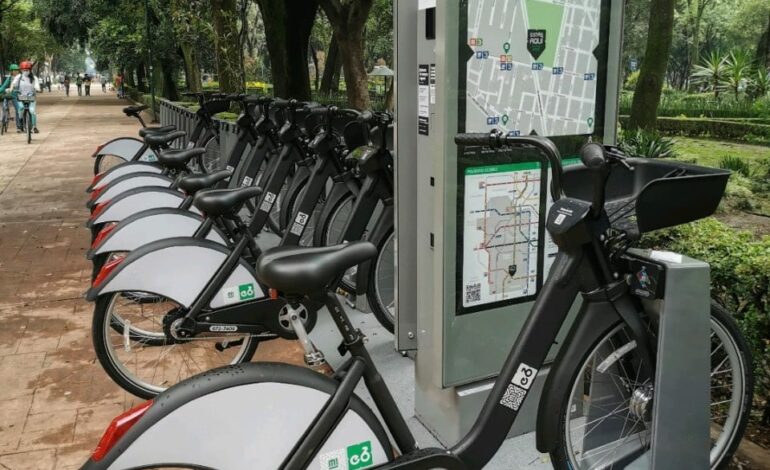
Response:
[0,90,301,469]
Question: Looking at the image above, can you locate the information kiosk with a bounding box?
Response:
[394,0,627,444]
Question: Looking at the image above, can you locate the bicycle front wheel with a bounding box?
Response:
[551,302,753,470]
[366,229,395,332]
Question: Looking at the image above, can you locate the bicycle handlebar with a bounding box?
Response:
[455,131,564,201]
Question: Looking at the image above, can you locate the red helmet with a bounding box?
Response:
[20,60,33,70]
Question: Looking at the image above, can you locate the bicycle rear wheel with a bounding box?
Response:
[366,229,395,332]
[552,302,752,470]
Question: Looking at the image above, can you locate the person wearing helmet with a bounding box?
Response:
[11,60,41,133]
[0,64,21,131]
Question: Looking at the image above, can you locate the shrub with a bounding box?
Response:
[642,218,770,423]
[624,71,640,90]
[720,155,752,177]
[619,116,770,144]
[618,129,677,159]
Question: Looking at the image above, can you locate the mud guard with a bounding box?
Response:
[88,208,228,259]
[80,363,392,470]
[88,173,175,209]
[279,164,312,231]
[87,187,197,228]
[86,237,260,309]
[88,161,163,193]
[91,137,144,160]
[534,297,621,453]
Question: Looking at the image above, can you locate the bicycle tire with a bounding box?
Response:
[315,192,357,293]
[201,133,221,173]
[25,111,31,144]
[549,301,753,470]
[366,228,395,333]
[92,293,260,399]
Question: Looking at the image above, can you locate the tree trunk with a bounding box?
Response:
[210,0,245,93]
[181,44,203,93]
[320,32,340,94]
[319,0,375,110]
[136,62,147,92]
[384,77,394,111]
[336,31,370,110]
[256,0,318,100]
[125,67,136,88]
[628,0,676,131]
[311,44,320,92]
[758,12,770,68]
[161,61,180,101]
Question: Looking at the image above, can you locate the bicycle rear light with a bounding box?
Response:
[91,222,119,249]
[90,200,112,221]
[91,400,153,461]
[92,254,126,288]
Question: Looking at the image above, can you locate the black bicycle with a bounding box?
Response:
[18,94,34,144]
[0,94,11,135]
[82,132,752,470]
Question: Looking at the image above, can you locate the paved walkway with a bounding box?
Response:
[0,90,302,469]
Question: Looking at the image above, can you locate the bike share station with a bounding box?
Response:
[307,0,714,467]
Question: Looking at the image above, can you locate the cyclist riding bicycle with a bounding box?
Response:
[11,61,41,133]
[0,64,20,131]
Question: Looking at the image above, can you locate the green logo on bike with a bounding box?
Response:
[238,283,255,301]
[346,441,373,470]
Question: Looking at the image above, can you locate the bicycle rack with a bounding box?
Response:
[622,249,711,469]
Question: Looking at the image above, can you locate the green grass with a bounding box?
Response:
[673,137,770,170]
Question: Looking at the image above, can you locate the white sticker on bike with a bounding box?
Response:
[290,212,310,236]
[511,363,538,390]
[259,192,276,213]
[318,440,373,470]
[241,176,253,187]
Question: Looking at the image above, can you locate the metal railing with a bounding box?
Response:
[158,99,238,167]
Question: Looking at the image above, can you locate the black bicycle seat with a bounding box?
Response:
[178,169,232,194]
[144,130,186,147]
[255,242,377,295]
[123,105,148,117]
[193,186,263,217]
[157,148,205,170]
[138,125,176,138]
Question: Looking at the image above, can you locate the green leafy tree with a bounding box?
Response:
[691,50,728,98]
[721,50,755,100]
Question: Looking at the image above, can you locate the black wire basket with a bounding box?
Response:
[562,158,730,238]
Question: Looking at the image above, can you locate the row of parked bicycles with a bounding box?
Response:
[85,93,395,399]
[80,92,754,469]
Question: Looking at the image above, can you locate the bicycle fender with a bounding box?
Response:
[313,182,355,246]
[80,363,392,470]
[535,298,621,453]
[88,187,196,228]
[88,161,162,193]
[86,237,260,309]
[88,208,227,259]
[280,165,311,230]
[92,137,143,159]
[87,173,175,209]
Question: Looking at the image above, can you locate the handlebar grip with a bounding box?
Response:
[309,106,330,115]
[455,133,498,147]
[580,142,607,169]
[271,98,292,108]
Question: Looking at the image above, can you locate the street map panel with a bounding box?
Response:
[463,163,541,308]
[466,0,602,136]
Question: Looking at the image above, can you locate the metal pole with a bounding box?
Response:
[145,0,157,122]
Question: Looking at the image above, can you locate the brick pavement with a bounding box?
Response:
[0,90,304,469]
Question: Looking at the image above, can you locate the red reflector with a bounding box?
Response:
[269,288,279,299]
[91,400,153,461]
[90,171,106,188]
[90,200,112,221]
[90,185,105,201]
[92,143,105,157]
[92,222,119,249]
[92,254,126,288]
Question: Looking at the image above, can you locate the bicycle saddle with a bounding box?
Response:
[178,169,232,194]
[144,130,186,147]
[123,105,148,117]
[193,186,263,217]
[255,242,377,295]
[138,125,176,138]
[157,147,206,170]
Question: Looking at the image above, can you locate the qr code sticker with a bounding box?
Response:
[465,283,481,303]
[500,384,527,411]
[290,222,304,236]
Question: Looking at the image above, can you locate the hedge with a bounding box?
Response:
[619,116,770,144]
[643,218,770,423]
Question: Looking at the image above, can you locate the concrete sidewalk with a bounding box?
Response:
[0,90,303,469]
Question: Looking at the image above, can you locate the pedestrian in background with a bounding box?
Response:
[58,74,64,90]
[84,74,92,96]
[101,75,107,93]
[76,74,83,96]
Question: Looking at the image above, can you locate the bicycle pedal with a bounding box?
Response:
[304,351,327,367]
